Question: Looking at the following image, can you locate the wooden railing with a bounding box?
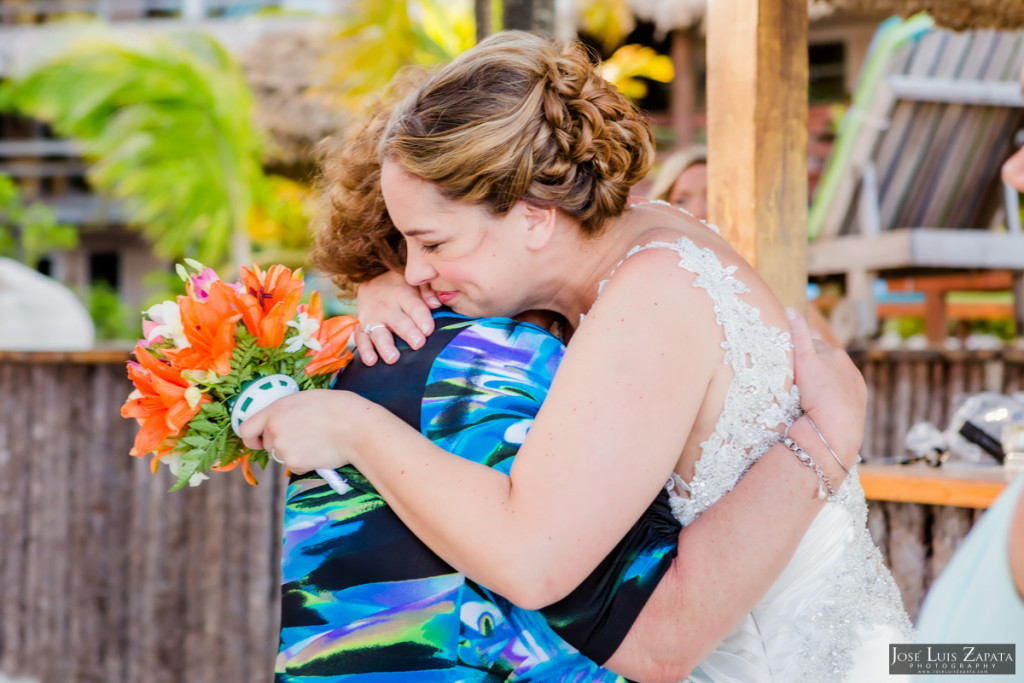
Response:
[0,350,284,683]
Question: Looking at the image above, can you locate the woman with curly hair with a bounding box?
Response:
[252,32,910,682]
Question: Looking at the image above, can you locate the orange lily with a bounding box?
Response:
[121,346,209,457]
[210,452,258,486]
[166,281,242,376]
[302,292,359,376]
[234,264,304,348]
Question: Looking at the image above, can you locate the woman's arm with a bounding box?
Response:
[249,252,716,608]
[1011,486,1024,600]
[603,309,864,683]
[247,252,858,616]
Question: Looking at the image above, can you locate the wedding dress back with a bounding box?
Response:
[612,228,913,682]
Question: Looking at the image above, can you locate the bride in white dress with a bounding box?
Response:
[244,31,912,682]
[605,233,912,683]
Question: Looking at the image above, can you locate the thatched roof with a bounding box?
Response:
[237,24,348,171]
[627,0,835,34]
[824,0,1024,31]
[627,0,1024,33]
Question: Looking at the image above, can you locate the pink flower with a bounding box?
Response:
[141,319,165,347]
[187,268,220,301]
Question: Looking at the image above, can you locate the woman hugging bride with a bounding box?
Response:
[248,31,912,682]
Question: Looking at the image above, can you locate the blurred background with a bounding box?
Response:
[2,2,1024,681]
[1,0,973,349]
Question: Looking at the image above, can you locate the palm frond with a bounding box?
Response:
[3,33,264,269]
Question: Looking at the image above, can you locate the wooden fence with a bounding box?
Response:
[0,351,285,683]
[2,347,1022,679]
[852,346,1024,620]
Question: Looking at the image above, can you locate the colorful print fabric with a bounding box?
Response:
[276,315,672,681]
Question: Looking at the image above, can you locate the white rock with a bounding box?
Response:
[0,257,95,351]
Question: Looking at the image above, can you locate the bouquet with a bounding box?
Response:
[121,260,358,491]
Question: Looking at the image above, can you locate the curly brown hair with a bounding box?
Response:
[311,31,655,294]
[308,68,426,297]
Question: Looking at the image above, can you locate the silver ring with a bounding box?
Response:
[270,448,283,465]
[363,323,387,335]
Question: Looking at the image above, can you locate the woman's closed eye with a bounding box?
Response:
[420,242,441,254]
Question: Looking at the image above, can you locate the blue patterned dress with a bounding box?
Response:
[276,313,679,681]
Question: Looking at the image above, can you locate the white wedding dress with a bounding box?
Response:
[608,228,914,682]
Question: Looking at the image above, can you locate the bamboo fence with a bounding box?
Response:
[0,350,285,683]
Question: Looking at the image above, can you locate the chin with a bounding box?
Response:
[450,300,513,320]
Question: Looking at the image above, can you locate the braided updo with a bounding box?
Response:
[383,31,654,235]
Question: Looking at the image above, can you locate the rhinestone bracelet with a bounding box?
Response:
[781,436,835,501]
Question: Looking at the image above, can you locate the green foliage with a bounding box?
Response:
[84,279,141,341]
[324,0,475,109]
[0,175,78,267]
[248,175,315,270]
[963,318,1016,341]
[882,316,926,339]
[1,33,267,270]
[577,0,635,53]
[167,325,336,491]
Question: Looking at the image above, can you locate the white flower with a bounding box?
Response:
[284,312,322,353]
[161,453,210,487]
[184,386,203,409]
[145,300,191,348]
[182,369,223,386]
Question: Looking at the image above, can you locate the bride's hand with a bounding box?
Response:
[787,307,866,473]
[237,390,368,474]
[356,270,439,366]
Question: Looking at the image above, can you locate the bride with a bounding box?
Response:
[244,31,912,681]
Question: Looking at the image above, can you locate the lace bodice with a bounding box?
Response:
[600,227,912,682]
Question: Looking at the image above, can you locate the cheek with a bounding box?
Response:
[443,250,503,285]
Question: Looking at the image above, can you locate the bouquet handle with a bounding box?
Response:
[231,374,352,496]
[316,468,351,495]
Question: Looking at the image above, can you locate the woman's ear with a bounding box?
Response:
[518,201,557,251]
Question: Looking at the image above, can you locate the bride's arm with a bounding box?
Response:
[606,419,850,682]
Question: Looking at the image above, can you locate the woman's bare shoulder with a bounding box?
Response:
[602,219,790,342]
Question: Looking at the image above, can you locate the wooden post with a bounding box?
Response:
[502,0,554,36]
[1014,271,1024,337]
[924,290,947,344]
[706,0,809,310]
[532,0,555,37]
[848,268,879,340]
[475,0,492,42]
[670,29,696,149]
[502,0,531,31]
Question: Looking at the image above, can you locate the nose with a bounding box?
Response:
[404,249,437,287]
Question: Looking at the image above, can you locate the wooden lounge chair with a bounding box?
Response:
[809,16,1024,342]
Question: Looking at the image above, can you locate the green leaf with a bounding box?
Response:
[189,419,220,435]
[5,34,268,271]
[180,434,211,448]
